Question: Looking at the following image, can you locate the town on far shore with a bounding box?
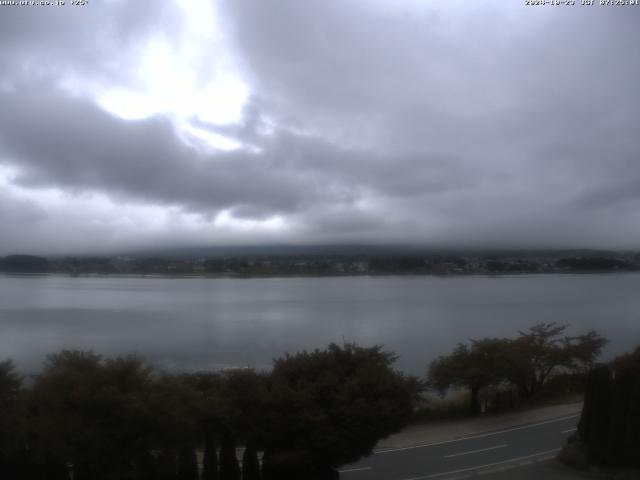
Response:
[2,247,640,277]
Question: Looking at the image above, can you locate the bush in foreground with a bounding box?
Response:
[0,344,420,480]
[575,346,640,468]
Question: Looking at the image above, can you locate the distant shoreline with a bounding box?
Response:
[2,270,640,281]
[2,251,640,278]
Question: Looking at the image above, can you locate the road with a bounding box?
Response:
[339,413,580,480]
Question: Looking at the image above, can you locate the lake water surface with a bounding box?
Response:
[1,274,639,375]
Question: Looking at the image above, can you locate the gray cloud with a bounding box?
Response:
[0,1,639,253]
[0,0,182,87]
[5,99,311,218]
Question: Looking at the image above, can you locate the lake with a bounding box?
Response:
[1,273,639,375]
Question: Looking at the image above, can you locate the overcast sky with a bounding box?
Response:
[0,0,639,255]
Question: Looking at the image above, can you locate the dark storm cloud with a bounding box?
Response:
[0,86,304,213]
[0,0,640,252]
[0,83,469,218]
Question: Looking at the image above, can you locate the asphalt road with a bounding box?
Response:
[339,413,580,480]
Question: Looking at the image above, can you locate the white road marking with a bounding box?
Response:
[535,455,556,463]
[398,448,562,480]
[338,466,372,473]
[478,465,513,475]
[444,444,508,458]
[562,428,577,433]
[376,414,579,454]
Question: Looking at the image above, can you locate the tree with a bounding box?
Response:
[146,373,202,455]
[241,444,260,480]
[155,449,178,480]
[507,323,607,397]
[201,432,219,480]
[577,365,613,464]
[428,339,510,413]
[217,370,270,447]
[177,446,199,480]
[30,351,166,480]
[261,343,420,478]
[428,324,607,412]
[219,431,241,480]
[0,359,21,399]
[577,346,640,467]
[609,346,640,466]
[0,360,24,478]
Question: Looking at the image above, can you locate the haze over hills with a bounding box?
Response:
[120,244,633,259]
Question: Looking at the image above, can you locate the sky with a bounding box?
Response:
[0,0,639,255]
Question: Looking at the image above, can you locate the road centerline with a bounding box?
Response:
[338,466,372,473]
[399,448,562,480]
[375,413,579,454]
[443,443,508,458]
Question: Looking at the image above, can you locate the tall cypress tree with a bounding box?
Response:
[201,433,219,480]
[259,450,274,480]
[578,365,612,464]
[156,449,178,480]
[610,347,640,467]
[177,446,199,480]
[241,444,260,480]
[219,432,240,480]
[578,348,640,467]
[135,450,158,480]
[43,455,71,480]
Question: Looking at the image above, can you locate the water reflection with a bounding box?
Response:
[1,274,639,374]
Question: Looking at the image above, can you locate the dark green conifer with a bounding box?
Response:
[177,446,198,480]
[578,365,612,464]
[156,449,178,480]
[201,433,219,480]
[219,432,240,480]
[241,444,260,480]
